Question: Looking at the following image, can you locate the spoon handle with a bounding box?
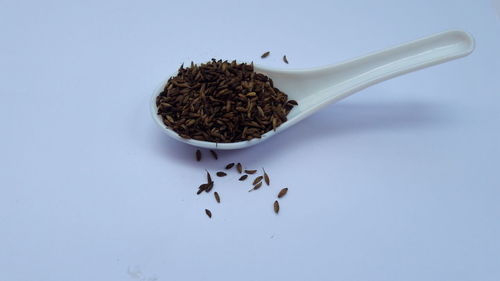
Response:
[289,30,474,106]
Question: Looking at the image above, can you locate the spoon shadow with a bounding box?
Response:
[151,98,449,166]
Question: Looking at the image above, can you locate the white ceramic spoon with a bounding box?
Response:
[151,30,474,150]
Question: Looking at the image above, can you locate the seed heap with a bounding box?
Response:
[156,60,298,143]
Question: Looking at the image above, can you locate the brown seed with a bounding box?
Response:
[248,181,263,192]
[225,163,235,169]
[210,150,218,160]
[261,51,270,58]
[236,163,242,173]
[274,200,279,214]
[257,105,265,117]
[288,100,298,106]
[205,181,214,192]
[277,188,288,198]
[196,189,204,195]
[196,149,201,161]
[214,192,220,203]
[253,182,262,190]
[283,55,289,64]
[205,170,212,183]
[253,176,263,185]
[198,183,208,191]
[239,175,248,181]
[205,209,212,218]
[244,170,257,174]
[263,168,270,186]
[216,171,227,177]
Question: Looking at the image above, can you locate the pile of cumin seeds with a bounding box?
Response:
[156,59,298,143]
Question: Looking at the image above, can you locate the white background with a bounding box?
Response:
[1,0,499,280]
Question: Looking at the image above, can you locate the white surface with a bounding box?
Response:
[1,1,499,281]
[152,31,474,150]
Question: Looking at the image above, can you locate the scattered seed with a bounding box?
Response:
[245,169,257,174]
[253,176,263,185]
[283,55,289,64]
[214,192,220,203]
[253,182,263,190]
[236,163,243,173]
[205,181,214,192]
[249,181,263,192]
[261,51,270,58]
[196,149,201,161]
[205,209,212,218]
[274,200,280,214]
[205,170,212,183]
[197,183,209,195]
[263,168,270,185]
[225,163,235,169]
[216,171,227,177]
[210,150,218,160]
[277,188,288,198]
[239,175,248,181]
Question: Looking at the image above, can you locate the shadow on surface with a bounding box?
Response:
[151,99,450,165]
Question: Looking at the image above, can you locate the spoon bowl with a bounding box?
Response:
[151,30,474,150]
